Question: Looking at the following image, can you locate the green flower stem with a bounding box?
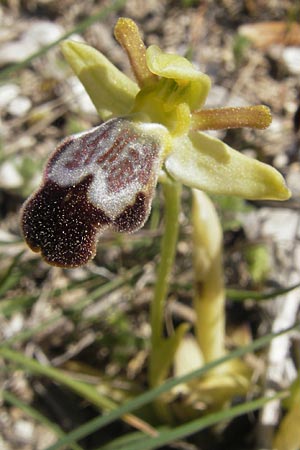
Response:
[150,180,182,350]
[148,179,182,423]
[149,180,182,391]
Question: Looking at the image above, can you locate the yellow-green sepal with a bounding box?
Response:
[165,131,291,200]
[146,45,211,111]
[61,40,139,120]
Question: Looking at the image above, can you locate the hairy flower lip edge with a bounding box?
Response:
[20,118,167,268]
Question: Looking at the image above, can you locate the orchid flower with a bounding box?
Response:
[21,18,290,268]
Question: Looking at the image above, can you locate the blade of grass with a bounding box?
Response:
[227,282,300,301]
[0,0,127,81]
[0,294,39,317]
[68,266,141,311]
[43,321,300,450]
[96,427,170,450]
[2,390,84,450]
[1,312,62,347]
[107,392,286,450]
[0,251,25,297]
[0,348,157,438]
[1,266,141,346]
[170,281,300,302]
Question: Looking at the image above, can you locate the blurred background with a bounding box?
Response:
[0,1,300,449]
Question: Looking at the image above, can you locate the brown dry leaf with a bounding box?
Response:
[238,21,300,48]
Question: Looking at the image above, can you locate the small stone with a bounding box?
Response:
[14,420,34,443]
[0,84,20,109]
[67,76,97,114]
[287,163,300,197]
[242,208,299,242]
[25,21,64,46]
[282,47,300,75]
[273,153,288,169]
[4,314,24,339]
[261,209,298,241]
[0,161,23,189]
[7,96,32,117]
[0,21,64,65]
[206,85,228,108]
[0,38,37,64]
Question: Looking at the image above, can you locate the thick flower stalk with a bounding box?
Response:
[20,17,290,267]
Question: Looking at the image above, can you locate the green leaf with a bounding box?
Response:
[43,323,300,450]
[149,323,190,387]
[245,244,270,284]
[114,393,285,450]
[227,282,300,302]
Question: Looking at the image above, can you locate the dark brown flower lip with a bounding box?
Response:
[20,118,163,268]
[21,176,150,268]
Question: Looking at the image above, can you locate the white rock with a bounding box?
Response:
[282,47,300,75]
[25,21,64,46]
[67,76,97,114]
[0,84,20,108]
[206,85,228,108]
[7,96,32,117]
[287,164,300,197]
[0,161,23,189]
[242,208,299,242]
[4,314,24,338]
[14,420,34,442]
[0,38,38,64]
[0,229,18,242]
[260,209,299,241]
[273,153,289,169]
[0,21,64,65]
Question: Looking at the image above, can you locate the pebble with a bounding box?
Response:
[282,47,300,75]
[4,314,24,339]
[0,84,20,109]
[206,85,228,108]
[14,420,34,443]
[0,38,37,64]
[242,208,299,242]
[7,96,32,117]
[286,163,300,197]
[0,160,23,189]
[67,76,97,114]
[25,21,64,46]
[260,209,299,242]
[0,21,64,65]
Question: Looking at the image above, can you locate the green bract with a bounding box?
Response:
[61,19,290,202]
